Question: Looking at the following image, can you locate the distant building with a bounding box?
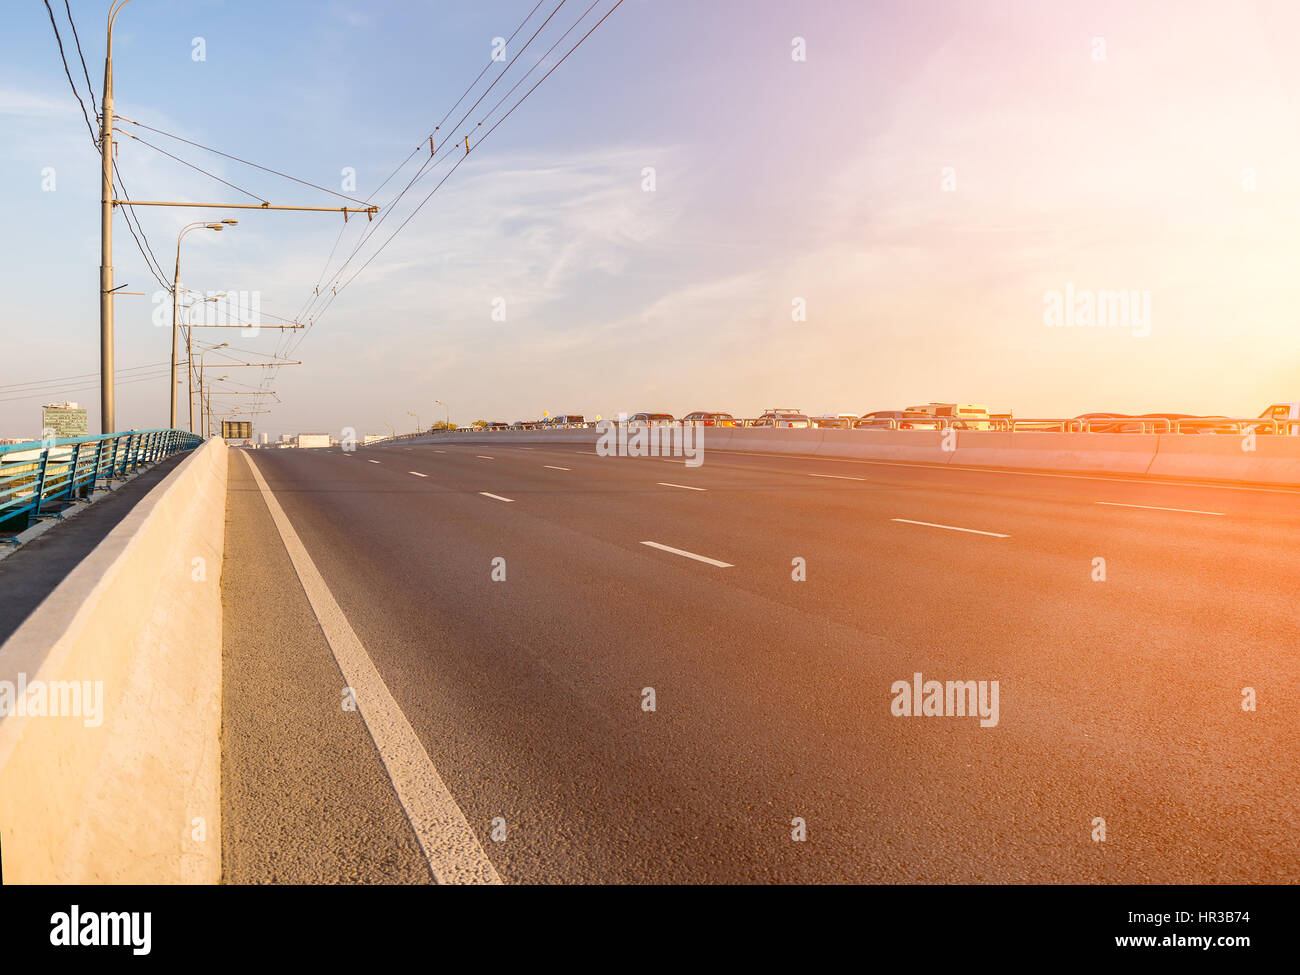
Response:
[42,402,88,439]
[259,432,269,445]
[296,433,330,449]
[363,434,385,445]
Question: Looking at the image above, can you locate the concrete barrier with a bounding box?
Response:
[719,428,828,455]
[1146,434,1300,485]
[394,427,1300,486]
[812,428,955,465]
[951,431,1160,476]
[0,437,227,883]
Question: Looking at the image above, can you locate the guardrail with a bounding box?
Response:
[0,429,203,533]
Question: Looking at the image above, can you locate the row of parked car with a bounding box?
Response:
[459,402,1300,435]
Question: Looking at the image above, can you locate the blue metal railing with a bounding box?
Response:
[0,429,203,533]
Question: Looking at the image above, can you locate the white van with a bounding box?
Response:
[905,403,992,430]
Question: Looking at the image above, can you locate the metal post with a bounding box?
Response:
[186,326,194,433]
[33,448,50,519]
[99,21,116,433]
[65,442,82,503]
[171,254,180,428]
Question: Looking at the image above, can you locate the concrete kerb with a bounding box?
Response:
[0,437,227,883]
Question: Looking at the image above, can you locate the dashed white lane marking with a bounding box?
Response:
[658,482,706,491]
[543,465,572,471]
[367,460,380,464]
[890,518,1010,538]
[639,540,733,567]
[408,472,428,477]
[479,492,515,502]
[240,452,500,885]
[435,450,446,453]
[476,455,495,460]
[808,472,866,481]
[1095,501,1224,516]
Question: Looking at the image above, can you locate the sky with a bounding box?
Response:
[2,0,1300,440]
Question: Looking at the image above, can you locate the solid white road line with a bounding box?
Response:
[890,518,1010,538]
[640,540,733,567]
[808,473,866,481]
[479,492,515,502]
[241,453,500,885]
[658,482,706,491]
[1095,501,1225,516]
[543,465,571,471]
[408,472,428,477]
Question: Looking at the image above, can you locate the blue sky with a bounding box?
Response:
[4,0,1300,438]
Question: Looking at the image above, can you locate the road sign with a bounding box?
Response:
[222,420,252,440]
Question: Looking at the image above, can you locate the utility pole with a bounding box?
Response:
[100,1,133,433]
[172,221,235,427]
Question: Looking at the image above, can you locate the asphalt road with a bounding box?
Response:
[221,440,1300,883]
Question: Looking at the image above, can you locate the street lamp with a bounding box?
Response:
[173,218,236,428]
[435,399,449,428]
[196,342,228,437]
[408,410,421,435]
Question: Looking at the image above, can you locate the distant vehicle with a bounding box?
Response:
[682,411,736,426]
[906,403,992,430]
[455,425,475,432]
[1256,402,1300,435]
[1133,413,1238,435]
[1072,412,1145,433]
[753,409,811,429]
[855,410,935,430]
[630,412,675,426]
[810,415,853,429]
[549,414,585,427]
[485,421,509,430]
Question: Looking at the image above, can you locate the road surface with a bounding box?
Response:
[220,439,1300,883]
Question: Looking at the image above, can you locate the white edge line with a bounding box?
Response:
[640,540,733,567]
[543,465,571,471]
[240,451,501,885]
[1095,501,1225,516]
[408,471,428,477]
[807,473,866,481]
[890,518,1010,538]
[657,482,706,491]
[479,492,515,502]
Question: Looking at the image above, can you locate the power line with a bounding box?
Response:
[0,369,171,405]
[0,361,169,392]
[115,115,373,206]
[42,0,98,150]
[118,130,267,203]
[112,162,171,289]
[296,0,563,326]
[63,0,99,119]
[308,0,625,328]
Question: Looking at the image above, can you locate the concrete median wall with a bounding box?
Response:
[1145,433,1300,484]
[413,426,1300,486]
[0,437,227,883]
[950,431,1161,476]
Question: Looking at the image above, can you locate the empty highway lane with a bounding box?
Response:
[220,442,1300,883]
